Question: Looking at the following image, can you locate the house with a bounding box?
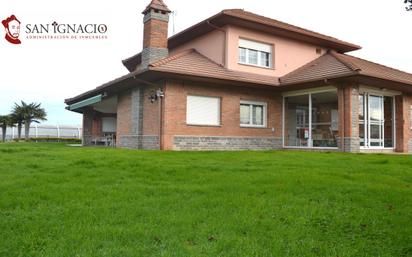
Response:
[65,0,412,153]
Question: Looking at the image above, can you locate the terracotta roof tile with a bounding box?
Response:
[280,54,356,85]
[149,49,279,86]
[280,51,412,86]
[331,52,412,85]
[142,0,171,14]
[124,9,360,71]
[223,9,360,51]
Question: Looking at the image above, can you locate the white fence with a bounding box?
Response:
[0,124,82,141]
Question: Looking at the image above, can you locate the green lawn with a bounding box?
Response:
[0,143,411,257]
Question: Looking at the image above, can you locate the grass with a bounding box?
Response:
[0,143,411,257]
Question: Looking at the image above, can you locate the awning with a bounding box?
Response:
[68,94,102,111]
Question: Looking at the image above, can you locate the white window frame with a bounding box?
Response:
[410,105,412,129]
[186,95,221,126]
[238,39,273,69]
[240,100,267,128]
[282,87,338,149]
[358,93,396,150]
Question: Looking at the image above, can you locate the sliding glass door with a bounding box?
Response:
[284,90,338,148]
[359,93,394,149]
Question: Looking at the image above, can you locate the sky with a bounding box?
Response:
[1,0,411,126]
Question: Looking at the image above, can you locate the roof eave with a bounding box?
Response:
[122,10,361,70]
[148,68,279,88]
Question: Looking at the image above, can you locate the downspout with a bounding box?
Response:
[159,87,163,150]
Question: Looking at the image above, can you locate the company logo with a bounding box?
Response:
[405,0,412,11]
[1,14,109,44]
[2,15,21,44]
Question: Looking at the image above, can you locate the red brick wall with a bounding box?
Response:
[116,91,132,140]
[162,80,282,150]
[143,19,168,49]
[143,85,162,136]
[395,94,412,152]
[408,95,412,153]
[91,115,102,138]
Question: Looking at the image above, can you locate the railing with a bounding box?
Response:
[0,124,82,141]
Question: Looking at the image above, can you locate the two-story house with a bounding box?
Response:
[65,0,412,153]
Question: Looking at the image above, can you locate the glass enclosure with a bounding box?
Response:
[284,90,338,148]
[284,95,309,147]
[311,92,339,147]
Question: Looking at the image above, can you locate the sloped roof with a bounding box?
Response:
[149,49,279,86]
[65,49,279,105]
[123,9,360,72]
[67,50,412,106]
[280,51,412,86]
[280,53,356,85]
[222,9,360,52]
[142,0,171,14]
[331,52,412,85]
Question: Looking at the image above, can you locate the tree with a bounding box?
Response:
[12,103,25,141]
[406,0,412,11]
[0,115,14,142]
[13,101,47,141]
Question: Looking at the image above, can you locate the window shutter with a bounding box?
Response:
[102,117,117,132]
[187,96,220,126]
[239,39,272,53]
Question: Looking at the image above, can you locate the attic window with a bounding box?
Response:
[316,48,322,55]
[238,39,273,68]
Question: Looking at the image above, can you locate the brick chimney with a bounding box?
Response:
[141,0,171,68]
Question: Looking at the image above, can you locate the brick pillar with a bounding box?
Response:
[116,88,144,148]
[338,84,360,152]
[395,95,411,153]
[82,108,93,146]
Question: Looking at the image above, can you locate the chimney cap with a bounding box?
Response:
[142,0,171,14]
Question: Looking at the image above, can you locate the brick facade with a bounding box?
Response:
[395,95,412,153]
[141,9,169,68]
[162,80,282,151]
[81,82,412,153]
[82,108,93,146]
[115,84,162,149]
[143,16,169,48]
[82,108,112,146]
[337,84,360,152]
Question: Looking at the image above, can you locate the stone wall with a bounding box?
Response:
[343,137,360,153]
[173,136,282,151]
[118,135,159,150]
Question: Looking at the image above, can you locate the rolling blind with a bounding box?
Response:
[102,117,117,133]
[186,96,220,126]
[239,39,272,53]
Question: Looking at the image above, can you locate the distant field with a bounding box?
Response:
[0,143,411,257]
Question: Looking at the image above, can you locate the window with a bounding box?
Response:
[284,91,338,148]
[186,96,220,126]
[410,106,412,128]
[102,117,117,133]
[240,101,267,127]
[238,39,272,68]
